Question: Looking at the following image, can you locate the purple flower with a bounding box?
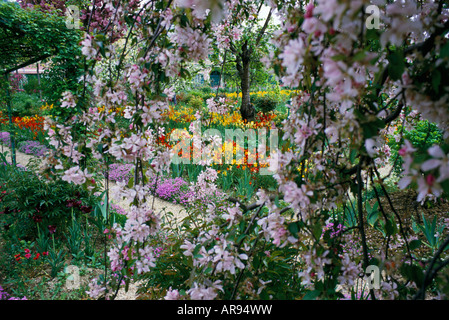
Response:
[0,132,11,146]
[48,225,57,234]
[147,177,194,205]
[17,140,48,157]
[110,204,127,215]
[108,163,134,183]
[0,285,27,300]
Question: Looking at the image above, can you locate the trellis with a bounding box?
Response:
[0,1,81,165]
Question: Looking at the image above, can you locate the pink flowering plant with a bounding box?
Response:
[18,0,449,301]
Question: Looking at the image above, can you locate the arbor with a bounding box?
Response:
[0,1,82,164]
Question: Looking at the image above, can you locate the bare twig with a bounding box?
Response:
[414,235,449,300]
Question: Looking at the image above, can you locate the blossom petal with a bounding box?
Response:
[398,176,412,189]
[428,145,445,158]
[421,159,441,172]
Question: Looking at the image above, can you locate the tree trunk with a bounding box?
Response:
[237,43,255,122]
[37,63,42,100]
[240,60,254,122]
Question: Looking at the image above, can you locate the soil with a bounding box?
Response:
[364,188,449,262]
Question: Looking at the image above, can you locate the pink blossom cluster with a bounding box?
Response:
[398,141,448,203]
[165,280,224,300]
[169,25,211,62]
[298,248,332,289]
[206,97,232,115]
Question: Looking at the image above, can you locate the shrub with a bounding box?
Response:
[388,118,443,174]
[0,159,97,242]
[202,92,215,101]
[252,94,279,113]
[10,92,42,117]
[187,95,204,110]
[108,163,134,184]
[188,90,204,99]
[148,176,193,205]
[199,86,212,94]
[22,76,41,95]
[175,92,189,104]
[17,140,49,157]
[0,131,11,146]
[110,204,127,227]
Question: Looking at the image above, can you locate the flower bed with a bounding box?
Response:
[0,132,49,157]
[17,140,49,157]
[148,176,194,205]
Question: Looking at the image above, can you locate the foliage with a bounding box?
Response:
[251,93,279,114]
[388,117,444,174]
[0,156,97,242]
[40,41,84,108]
[16,140,49,157]
[108,163,134,184]
[147,176,193,206]
[22,75,42,95]
[187,95,204,110]
[0,2,82,73]
[9,92,43,117]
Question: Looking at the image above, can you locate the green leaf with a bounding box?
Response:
[137,49,146,60]
[236,233,247,243]
[409,239,421,251]
[204,266,213,274]
[362,118,385,139]
[387,50,405,81]
[127,176,134,189]
[440,43,449,58]
[367,202,379,227]
[400,263,424,287]
[385,218,397,236]
[302,290,321,300]
[432,70,441,94]
[353,50,366,62]
[96,41,106,58]
[288,222,300,238]
[192,243,201,257]
[331,54,347,61]
[349,149,358,164]
[312,222,322,240]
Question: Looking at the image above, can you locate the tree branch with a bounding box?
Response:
[414,234,449,300]
[255,8,273,47]
[356,163,376,300]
